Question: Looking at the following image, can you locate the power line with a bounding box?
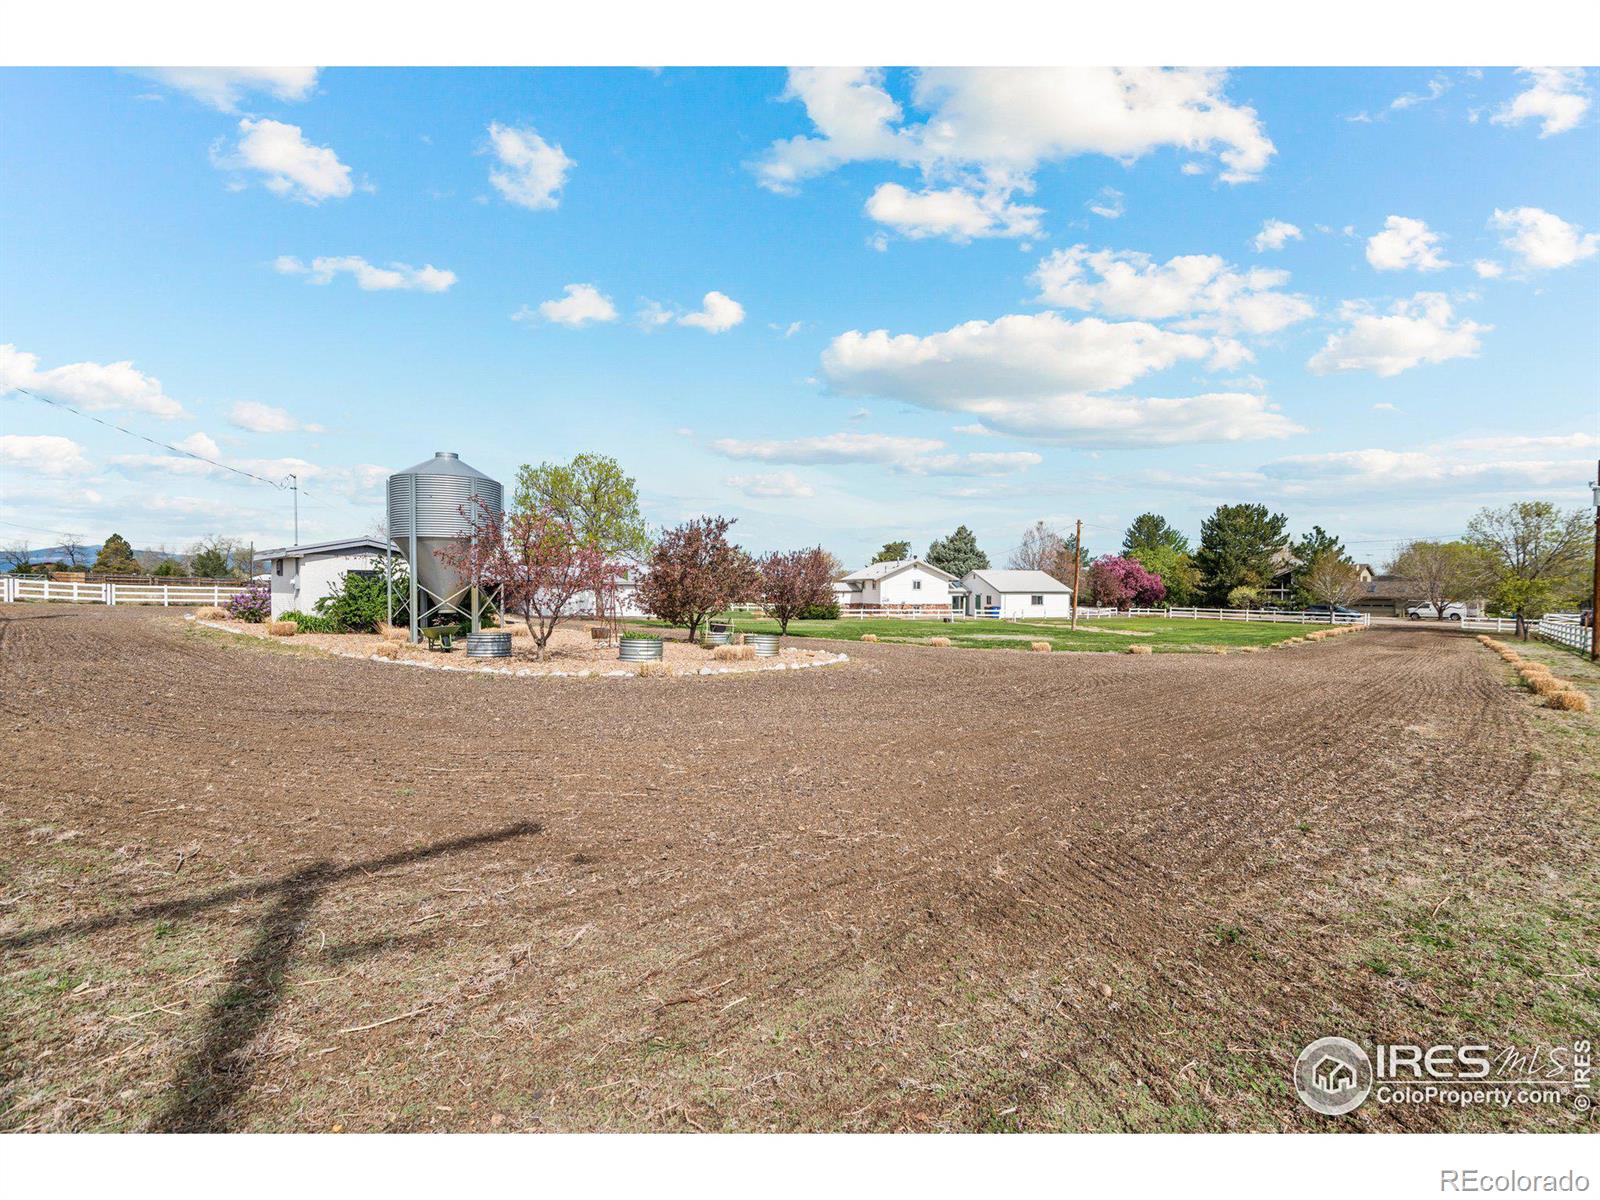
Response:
[5,386,296,491]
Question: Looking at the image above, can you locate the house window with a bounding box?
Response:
[1030,595,1043,606]
[912,579,922,590]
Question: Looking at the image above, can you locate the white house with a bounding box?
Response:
[254,536,392,619]
[959,569,1073,619]
[837,559,963,613]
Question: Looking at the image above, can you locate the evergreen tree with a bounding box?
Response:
[1291,525,1346,567]
[1194,504,1289,605]
[927,525,990,578]
[91,533,140,575]
[1122,513,1189,557]
[871,540,911,563]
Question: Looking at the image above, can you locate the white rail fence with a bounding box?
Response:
[0,576,248,607]
[1536,614,1592,654]
[1075,605,1369,626]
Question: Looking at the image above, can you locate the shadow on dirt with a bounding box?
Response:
[2,822,541,1132]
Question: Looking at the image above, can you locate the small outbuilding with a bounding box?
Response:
[254,536,391,620]
[959,568,1073,619]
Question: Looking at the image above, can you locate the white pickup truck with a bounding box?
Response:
[1406,601,1468,620]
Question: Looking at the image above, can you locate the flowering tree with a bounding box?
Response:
[434,498,613,660]
[1086,555,1166,611]
[758,547,834,635]
[636,515,758,642]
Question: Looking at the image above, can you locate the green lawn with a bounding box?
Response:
[633,613,1338,653]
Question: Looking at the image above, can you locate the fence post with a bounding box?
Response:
[213,585,220,606]
[107,583,116,606]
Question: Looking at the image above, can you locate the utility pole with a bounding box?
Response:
[1071,518,1083,631]
[288,474,299,546]
[1590,457,1599,662]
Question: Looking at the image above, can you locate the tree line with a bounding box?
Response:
[2,533,254,579]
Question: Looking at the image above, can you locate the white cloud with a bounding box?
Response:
[820,312,1300,447]
[486,122,573,210]
[865,182,1041,241]
[1473,259,1504,279]
[213,118,354,203]
[1031,246,1315,335]
[273,255,456,292]
[228,400,323,434]
[0,343,184,419]
[755,68,1273,237]
[1365,215,1450,271]
[518,284,618,328]
[1489,206,1599,271]
[725,471,816,499]
[1307,293,1488,377]
[176,431,221,458]
[1389,75,1451,111]
[758,67,1273,190]
[713,431,1041,476]
[1258,445,1587,496]
[141,67,318,112]
[1252,219,1303,252]
[678,291,745,333]
[1491,67,1591,137]
[0,434,93,477]
[1087,187,1125,220]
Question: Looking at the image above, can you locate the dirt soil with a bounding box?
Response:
[1,606,1594,1133]
[204,618,841,676]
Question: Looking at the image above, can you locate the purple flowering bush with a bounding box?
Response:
[225,580,272,623]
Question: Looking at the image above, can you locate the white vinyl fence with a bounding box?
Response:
[1536,613,1592,654]
[1074,605,1369,626]
[0,576,248,607]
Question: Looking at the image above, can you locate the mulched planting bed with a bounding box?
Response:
[1,605,1593,1134]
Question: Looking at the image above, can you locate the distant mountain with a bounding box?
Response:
[21,544,182,567]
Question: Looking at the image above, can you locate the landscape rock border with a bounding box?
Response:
[190,617,849,680]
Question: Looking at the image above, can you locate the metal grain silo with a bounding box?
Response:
[387,451,504,643]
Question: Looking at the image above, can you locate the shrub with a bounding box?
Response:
[860,633,878,643]
[1128,644,1154,654]
[928,636,952,647]
[195,605,229,620]
[281,610,339,634]
[267,620,298,637]
[1030,641,1050,653]
[713,644,755,661]
[314,565,406,634]
[225,581,271,624]
[1548,689,1592,712]
[798,599,841,621]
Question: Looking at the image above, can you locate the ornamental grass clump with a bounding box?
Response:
[928,637,952,648]
[1030,641,1051,653]
[860,633,878,643]
[267,620,297,637]
[1528,675,1567,698]
[225,581,271,624]
[372,643,400,660]
[636,661,672,678]
[1128,644,1154,655]
[195,605,229,621]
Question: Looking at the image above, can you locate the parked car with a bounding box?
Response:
[1305,604,1362,618]
[1407,601,1466,620]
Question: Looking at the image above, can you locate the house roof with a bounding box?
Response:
[964,568,1073,594]
[841,558,957,584]
[254,536,391,562]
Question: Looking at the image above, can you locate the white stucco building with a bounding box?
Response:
[254,536,392,619]
[959,569,1073,618]
[837,559,963,613]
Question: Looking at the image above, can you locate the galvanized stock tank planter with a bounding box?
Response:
[466,631,512,658]
[618,635,665,662]
[702,628,732,647]
[748,634,780,657]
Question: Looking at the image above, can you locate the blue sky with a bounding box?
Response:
[2,65,1596,567]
